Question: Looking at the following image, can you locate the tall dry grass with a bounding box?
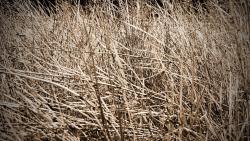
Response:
[0,0,249,140]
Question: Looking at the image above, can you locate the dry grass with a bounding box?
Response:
[0,0,249,140]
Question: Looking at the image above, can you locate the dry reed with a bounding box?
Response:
[0,0,249,140]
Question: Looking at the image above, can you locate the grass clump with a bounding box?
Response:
[0,0,249,140]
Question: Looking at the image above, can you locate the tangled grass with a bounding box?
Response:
[0,0,249,140]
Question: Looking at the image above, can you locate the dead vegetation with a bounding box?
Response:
[0,0,249,140]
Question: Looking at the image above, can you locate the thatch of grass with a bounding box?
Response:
[0,0,249,140]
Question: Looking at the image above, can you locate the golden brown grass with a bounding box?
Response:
[0,0,249,140]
